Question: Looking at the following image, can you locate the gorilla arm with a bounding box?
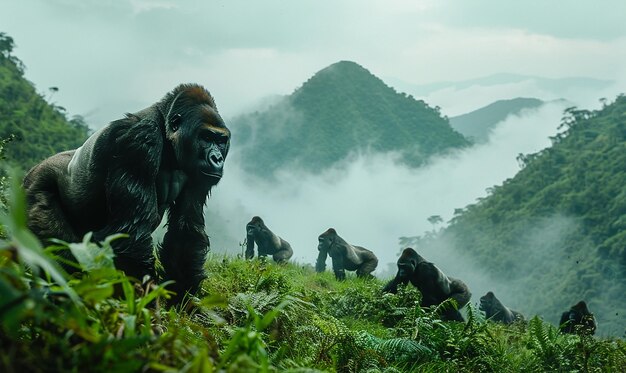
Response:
[159,181,210,302]
[382,272,409,294]
[315,248,328,273]
[245,223,256,259]
[331,252,346,281]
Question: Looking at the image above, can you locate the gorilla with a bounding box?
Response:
[23,83,230,303]
[315,228,378,281]
[383,248,471,321]
[559,301,597,335]
[479,291,524,324]
[245,216,293,263]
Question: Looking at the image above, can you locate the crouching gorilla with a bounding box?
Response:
[23,83,230,303]
[383,248,471,321]
[559,301,597,335]
[245,216,293,263]
[315,228,378,280]
[479,291,524,324]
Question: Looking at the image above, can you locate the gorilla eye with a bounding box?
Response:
[201,130,229,144]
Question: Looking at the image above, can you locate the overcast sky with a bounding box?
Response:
[2,0,626,126]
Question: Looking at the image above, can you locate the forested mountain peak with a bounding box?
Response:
[233,60,470,177]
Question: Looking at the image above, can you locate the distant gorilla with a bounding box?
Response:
[383,248,471,321]
[245,216,293,263]
[559,301,597,335]
[23,83,230,303]
[479,291,524,324]
[315,228,378,280]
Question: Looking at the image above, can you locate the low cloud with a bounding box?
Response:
[205,101,570,276]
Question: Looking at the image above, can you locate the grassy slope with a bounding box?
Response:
[1,215,624,373]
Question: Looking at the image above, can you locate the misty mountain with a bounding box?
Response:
[449,97,545,142]
[416,95,626,335]
[232,60,470,176]
[0,32,89,170]
[387,73,613,97]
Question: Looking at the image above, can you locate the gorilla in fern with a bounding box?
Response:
[245,216,293,263]
[316,228,378,280]
[23,83,230,303]
[383,248,471,321]
[559,301,597,335]
[479,291,524,324]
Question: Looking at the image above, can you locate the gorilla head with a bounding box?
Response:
[560,300,596,335]
[479,291,524,324]
[159,84,230,182]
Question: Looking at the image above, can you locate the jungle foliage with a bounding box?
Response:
[0,32,90,171]
[414,95,626,336]
[1,178,624,372]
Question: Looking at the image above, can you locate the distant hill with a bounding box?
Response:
[0,32,89,170]
[232,61,470,176]
[418,95,626,335]
[449,97,545,142]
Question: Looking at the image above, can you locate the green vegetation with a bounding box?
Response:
[417,96,626,336]
[0,32,90,171]
[1,176,625,372]
[233,61,470,177]
[449,97,545,143]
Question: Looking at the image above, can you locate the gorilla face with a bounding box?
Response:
[247,216,265,235]
[396,248,418,279]
[167,91,231,183]
[318,229,336,251]
[479,292,495,312]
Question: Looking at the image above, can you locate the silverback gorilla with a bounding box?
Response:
[383,248,471,321]
[479,291,524,324]
[316,228,378,280]
[559,301,597,335]
[23,84,230,303]
[245,216,293,263]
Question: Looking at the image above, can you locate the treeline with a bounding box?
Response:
[419,96,626,336]
[232,60,470,177]
[0,32,89,171]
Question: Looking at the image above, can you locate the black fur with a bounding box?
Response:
[23,83,230,303]
[383,248,471,321]
[479,291,524,324]
[559,301,596,335]
[315,228,378,280]
[245,216,293,263]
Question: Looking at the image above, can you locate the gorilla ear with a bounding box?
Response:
[170,113,182,132]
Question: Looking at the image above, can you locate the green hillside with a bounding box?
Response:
[449,97,544,142]
[421,96,626,336]
[233,61,470,176]
[1,187,624,371]
[0,32,90,170]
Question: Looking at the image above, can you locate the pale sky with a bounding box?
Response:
[2,0,626,126]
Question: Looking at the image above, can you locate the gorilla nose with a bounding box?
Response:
[209,152,224,168]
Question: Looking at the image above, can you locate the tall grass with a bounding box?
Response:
[1,176,625,372]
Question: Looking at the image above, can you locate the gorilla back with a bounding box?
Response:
[24,83,231,303]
